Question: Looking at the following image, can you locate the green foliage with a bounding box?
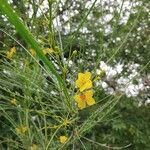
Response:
[0,0,149,149]
[93,99,150,150]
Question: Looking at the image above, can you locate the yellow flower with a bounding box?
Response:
[42,48,54,55]
[6,47,16,59]
[59,136,68,144]
[29,48,36,56]
[72,50,77,56]
[16,125,27,134]
[63,119,71,126]
[75,72,92,92]
[31,144,38,150]
[10,98,17,106]
[74,90,95,109]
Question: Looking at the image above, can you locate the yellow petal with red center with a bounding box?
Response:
[74,94,86,109]
[77,99,86,109]
[84,90,95,106]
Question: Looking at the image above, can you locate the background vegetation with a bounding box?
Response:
[0,0,149,149]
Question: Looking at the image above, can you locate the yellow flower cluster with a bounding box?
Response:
[29,48,54,56]
[6,47,16,59]
[31,144,38,150]
[10,98,17,106]
[74,72,95,109]
[16,125,27,134]
[42,48,54,55]
[29,48,36,56]
[59,135,68,143]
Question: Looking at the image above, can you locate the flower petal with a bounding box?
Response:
[85,90,93,97]
[77,100,86,109]
[79,80,92,92]
[84,72,91,80]
[78,73,85,79]
[74,94,86,109]
[60,136,68,143]
[86,97,96,106]
[74,94,80,102]
[75,79,82,88]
